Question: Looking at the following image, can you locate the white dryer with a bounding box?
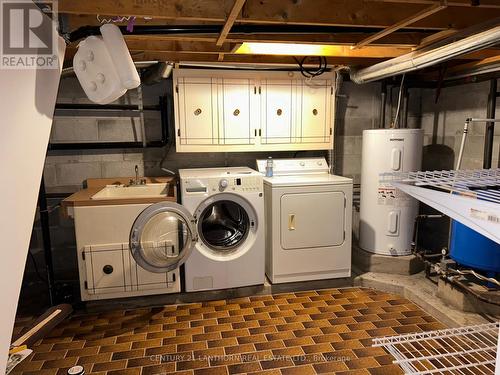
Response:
[256,158,353,284]
[129,167,265,292]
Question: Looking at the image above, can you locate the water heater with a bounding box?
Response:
[359,129,423,255]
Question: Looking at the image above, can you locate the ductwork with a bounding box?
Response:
[350,18,500,84]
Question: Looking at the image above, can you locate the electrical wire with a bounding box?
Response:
[293,56,328,80]
[96,15,135,24]
[392,73,406,128]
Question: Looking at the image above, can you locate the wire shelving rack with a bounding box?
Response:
[372,322,499,375]
[380,168,500,244]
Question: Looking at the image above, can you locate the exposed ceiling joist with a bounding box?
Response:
[66,43,415,59]
[353,2,447,49]
[365,0,500,8]
[58,0,500,30]
[216,0,246,46]
[446,55,500,76]
[64,14,432,47]
[418,28,458,47]
[129,52,387,66]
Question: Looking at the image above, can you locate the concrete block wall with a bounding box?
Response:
[420,79,500,170]
[335,81,422,184]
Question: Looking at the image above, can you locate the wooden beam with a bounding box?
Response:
[226,32,426,47]
[420,55,500,81]
[68,38,418,56]
[446,55,500,74]
[66,36,499,61]
[65,13,433,47]
[365,0,500,8]
[105,40,417,58]
[58,0,500,30]
[418,28,458,47]
[124,40,234,54]
[129,51,387,66]
[123,32,426,47]
[353,2,447,49]
[216,0,246,46]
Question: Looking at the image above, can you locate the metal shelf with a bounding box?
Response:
[381,169,500,244]
[373,322,499,375]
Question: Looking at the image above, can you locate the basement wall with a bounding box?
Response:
[420,79,500,171]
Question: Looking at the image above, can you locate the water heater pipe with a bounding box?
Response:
[456,118,500,169]
[350,19,500,84]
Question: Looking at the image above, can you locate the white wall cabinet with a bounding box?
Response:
[174,69,334,152]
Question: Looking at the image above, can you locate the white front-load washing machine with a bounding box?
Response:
[129,167,265,292]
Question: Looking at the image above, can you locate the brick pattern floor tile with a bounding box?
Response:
[11,288,445,375]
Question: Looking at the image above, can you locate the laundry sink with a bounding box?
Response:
[91,183,170,200]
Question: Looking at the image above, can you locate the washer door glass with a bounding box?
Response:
[129,202,197,273]
[198,200,250,253]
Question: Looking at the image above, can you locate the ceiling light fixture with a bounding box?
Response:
[233,42,343,56]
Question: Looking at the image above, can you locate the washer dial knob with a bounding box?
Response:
[219,179,229,190]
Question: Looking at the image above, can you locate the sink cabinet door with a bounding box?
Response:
[133,266,177,291]
[83,243,178,296]
[83,244,131,295]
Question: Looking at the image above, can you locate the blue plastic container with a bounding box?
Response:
[449,220,500,273]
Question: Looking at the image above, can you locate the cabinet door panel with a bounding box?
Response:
[177,77,218,145]
[261,80,297,144]
[84,247,127,295]
[299,80,331,143]
[219,78,254,145]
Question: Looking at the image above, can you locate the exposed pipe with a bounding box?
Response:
[379,81,387,128]
[37,176,55,306]
[456,117,500,169]
[392,74,406,128]
[413,251,500,306]
[446,275,500,306]
[401,87,409,128]
[350,18,500,84]
[61,61,158,77]
[484,78,498,169]
[65,24,435,44]
[456,120,469,170]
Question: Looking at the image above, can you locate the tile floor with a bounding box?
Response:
[11,287,444,375]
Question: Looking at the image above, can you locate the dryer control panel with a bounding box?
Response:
[256,157,329,176]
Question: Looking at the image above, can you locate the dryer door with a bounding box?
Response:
[129,202,197,273]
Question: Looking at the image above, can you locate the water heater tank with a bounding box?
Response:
[359,129,423,256]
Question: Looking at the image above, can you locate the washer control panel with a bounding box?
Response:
[184,175,263,194]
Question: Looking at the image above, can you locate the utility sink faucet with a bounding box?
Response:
[129,165,146,186]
